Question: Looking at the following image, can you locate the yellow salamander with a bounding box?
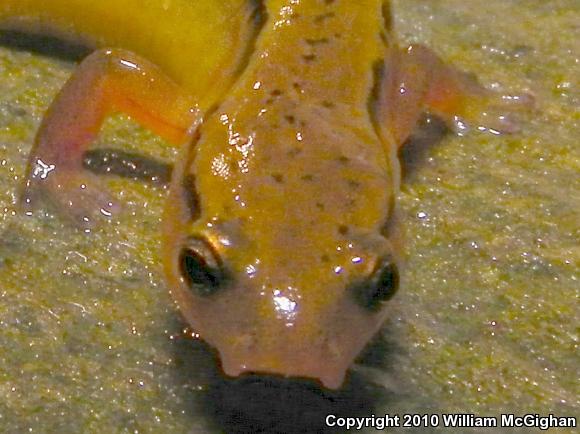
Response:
[0,0,529,388]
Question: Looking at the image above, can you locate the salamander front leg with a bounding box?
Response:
[377,44,533,146]
[23,48,201,226]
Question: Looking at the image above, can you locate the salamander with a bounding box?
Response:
[0,0,529,388]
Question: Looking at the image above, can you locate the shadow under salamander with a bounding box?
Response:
[168,323,405,434]
[400,116,449,182]
[0,30,91,62]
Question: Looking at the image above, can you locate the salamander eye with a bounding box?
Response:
[354,257,400,311]
[179,237,225,296]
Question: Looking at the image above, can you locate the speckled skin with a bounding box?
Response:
[164,1,398,388]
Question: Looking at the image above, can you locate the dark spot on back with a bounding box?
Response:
[337,156,350,165]
[338,225,349,236]
[271,173,284,183]
[305,37,330,46]
[316,202,325,210]
[288,147,303,157]
[314,12,335,23]
[321,254,330,263]
[271,89,283,96]
[285,115,296,124]
[347,179,362,189]
[322,100,335,108]
[301,174,314,181]
[302,54,317,62]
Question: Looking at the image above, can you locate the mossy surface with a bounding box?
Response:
[0,1,577,432]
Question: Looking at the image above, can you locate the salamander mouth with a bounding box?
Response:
[222,363,347,390]
[217,341,355,390]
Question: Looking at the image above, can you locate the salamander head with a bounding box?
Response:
[162,84,401,388]
[163,50,401,386]
[164,209,400,389]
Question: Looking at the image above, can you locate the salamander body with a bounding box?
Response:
[0,0,528,388]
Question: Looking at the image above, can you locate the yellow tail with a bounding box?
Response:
[0,0,259,106]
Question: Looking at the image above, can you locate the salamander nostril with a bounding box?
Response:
[353,256,399,311]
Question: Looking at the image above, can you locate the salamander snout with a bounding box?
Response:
[218,333,351,389]
[213,260,400,389]
[178,277,396,389]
